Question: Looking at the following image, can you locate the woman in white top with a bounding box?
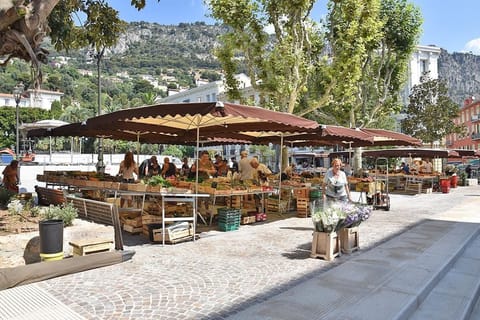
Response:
[323,158,352,203]
[118,151,139,207]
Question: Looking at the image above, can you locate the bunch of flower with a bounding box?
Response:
[7,199,23,215]
[311,201,345,233]
[340,202,372,228]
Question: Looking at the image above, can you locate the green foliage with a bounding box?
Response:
[0,187,16,209]
[209,0,321,113]
[0,106,51,149]
[402,75,465,145]
[41,203,78,227]
[300,0,422,128]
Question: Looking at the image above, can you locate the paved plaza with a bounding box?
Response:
[0,179,479,319]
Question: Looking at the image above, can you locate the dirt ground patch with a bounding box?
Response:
[0,209,41,236]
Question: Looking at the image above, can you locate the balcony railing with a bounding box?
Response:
[472,114,480,122]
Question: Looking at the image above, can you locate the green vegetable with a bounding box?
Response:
[146,175,172,187]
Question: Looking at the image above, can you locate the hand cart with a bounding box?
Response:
[367,157,390,211]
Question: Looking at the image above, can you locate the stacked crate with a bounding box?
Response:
[296,198,309,218]
[294,187,310,218]
[217,208,241,231]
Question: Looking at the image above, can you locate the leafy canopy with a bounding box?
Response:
[402,74,465,145]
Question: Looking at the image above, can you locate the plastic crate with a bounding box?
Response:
[217,216,241,223]
[217,208,241,216]
[218,221,240,232]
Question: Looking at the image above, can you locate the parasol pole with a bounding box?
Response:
[278,133,284,215]
[49,136,52,163]
[136,132,140,165]
[195,126,200,194]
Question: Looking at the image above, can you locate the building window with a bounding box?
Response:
[420,59,428,74]
[206,94,210,102]
[211,93,216,101]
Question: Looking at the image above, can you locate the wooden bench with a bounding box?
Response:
[35,186,66,206]
[65,195,123,250]
[69,238,113,256]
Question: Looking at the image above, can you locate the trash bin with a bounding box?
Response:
[39,219,64,261]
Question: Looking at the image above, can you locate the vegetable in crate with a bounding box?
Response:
[146,175,172,187]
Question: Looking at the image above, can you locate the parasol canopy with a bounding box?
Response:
[359,128,422,147]
[28,102,319,144]
[362,148,453,158]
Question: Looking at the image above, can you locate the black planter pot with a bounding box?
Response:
[38,219,64,261]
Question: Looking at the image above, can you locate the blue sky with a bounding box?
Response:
[107,0,480,54]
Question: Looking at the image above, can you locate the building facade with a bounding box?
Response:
[446,97,480,151]
[401,45,442,107]
[0,88,63,110]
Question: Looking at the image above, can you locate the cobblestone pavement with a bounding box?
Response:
[1,185,479,319]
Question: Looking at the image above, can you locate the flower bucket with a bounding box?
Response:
[339,227,359,254]
[311,231,341,261]
[450,175,458,188]
[440,178,450,193]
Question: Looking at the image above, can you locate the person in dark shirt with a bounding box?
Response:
[400,162,410,174]
[160,157,177,178]
[180,157,190,177]
[230,157,239,173]
[138,156,160,178]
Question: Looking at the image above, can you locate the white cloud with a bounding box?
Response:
[462,38,480,55]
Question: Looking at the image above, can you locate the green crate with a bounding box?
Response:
[217,208,241,217]
[218,221,240,232]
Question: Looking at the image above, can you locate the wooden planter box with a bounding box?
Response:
[339,227,359,254]
[311,231,341,261]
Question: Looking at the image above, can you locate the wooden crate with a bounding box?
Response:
[293,188,309,199]
[296,198,309,218]
[69,238,113,256]
[241,215,256,225]
[311,231,341,261]
[228,195,242,208]
[127,183,146,192]
[152,225,194,243]
[266,198,288,213]
[124,215,142,228]
[339,227,359,254]
[405,182,422,194]
[123,224,143,234]
[142,214,163,225]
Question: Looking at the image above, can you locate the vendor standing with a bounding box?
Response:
[190,151,216,180]
[322,158,352,203]
[160,157,177,178]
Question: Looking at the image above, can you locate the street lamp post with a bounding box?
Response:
[92,48,106,173]
[12,83,24,160]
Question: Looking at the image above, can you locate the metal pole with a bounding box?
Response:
[95,48,105,173]
[15,99,19,159]
[13,83,24,160]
